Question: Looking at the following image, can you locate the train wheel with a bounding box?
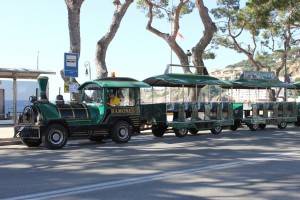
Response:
[278,121,287,129]
[211,125,222,135]
[174,128,188,138]
[189,128,198,135]
[43,124,68,149]
[112,121,132,143]
[248,124,258,131]
[152,125,166,137]
[21,138,42,147]
[230,124,238,131]
[259,124,266,130]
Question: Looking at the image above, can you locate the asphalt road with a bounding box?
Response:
[0,127,300,200]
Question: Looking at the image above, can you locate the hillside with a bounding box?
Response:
[218,49,300,80]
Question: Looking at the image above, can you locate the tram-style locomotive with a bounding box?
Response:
[15,76,149,149]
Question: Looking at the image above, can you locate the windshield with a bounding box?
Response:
[81,84,103,104]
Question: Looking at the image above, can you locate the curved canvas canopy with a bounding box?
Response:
[143,73,232,87]
[221,71,295,89]
[223,79,295,89]
[294,81,300,89]
[78,77,150,90]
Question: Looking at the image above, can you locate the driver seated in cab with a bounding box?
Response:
[108,92,121,106]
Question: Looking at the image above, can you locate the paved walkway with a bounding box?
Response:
[0,126,14,138]
[0,126,20,146]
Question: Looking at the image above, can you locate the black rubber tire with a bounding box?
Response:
[21,138,42,147]
[248,124,258,131]
[152,125,166,137]
[43,124,68,150]
[174,128,188,138]
[89,135,105,142]
[278,121,287,129]
[294,121,300,127]
[211,126,222,135]
[111,121,132,143]
[230,120,240,131]
[189,128,198,135]
[259,124,266,130]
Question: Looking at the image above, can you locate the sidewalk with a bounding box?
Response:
[0,126,21,146]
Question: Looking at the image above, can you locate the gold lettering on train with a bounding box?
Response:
[111,107,139,114]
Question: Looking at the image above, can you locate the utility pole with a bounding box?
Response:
[284,40,288,102]
[36,50,40,70]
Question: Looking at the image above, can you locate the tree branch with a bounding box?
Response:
[95,0,134,78]
[145,0,169,40]
[171,0,187,39]
[191,0,217,74]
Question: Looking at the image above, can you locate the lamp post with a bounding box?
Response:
[186,50,192,64]
[284,40,288,102]
[85,61,91,80]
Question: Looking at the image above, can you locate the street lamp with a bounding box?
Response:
[84,61,91,81]
[186,50,192,64]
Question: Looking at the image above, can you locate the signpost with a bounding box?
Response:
[64,53,79,77]
[69,83,79,93]
[241,71,276,80]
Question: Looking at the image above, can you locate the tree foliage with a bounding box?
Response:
[212,0,300,77]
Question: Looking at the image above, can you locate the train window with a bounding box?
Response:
[82,84,103,104]
[107,88,135,106]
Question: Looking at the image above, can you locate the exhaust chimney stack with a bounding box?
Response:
[37,76,48,101]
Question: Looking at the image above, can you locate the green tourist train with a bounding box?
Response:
[14,67,300,149]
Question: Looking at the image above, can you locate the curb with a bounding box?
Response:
[0,138,22,146]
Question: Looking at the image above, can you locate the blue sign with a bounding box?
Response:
[64,53,79,77]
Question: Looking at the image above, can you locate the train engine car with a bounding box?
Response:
[15,76,149,149]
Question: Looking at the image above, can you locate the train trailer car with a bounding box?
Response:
[243,102,297,130]
[15,76,149,149]
[140,69,235,137]
[224,71,297,131]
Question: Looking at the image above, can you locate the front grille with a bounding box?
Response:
[17,126,40,139]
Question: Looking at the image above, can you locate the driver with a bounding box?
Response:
[108,93,121,106]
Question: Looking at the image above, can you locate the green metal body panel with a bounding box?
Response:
[87,103,105,124]
[36,102,100,126]
[37,102,60,120]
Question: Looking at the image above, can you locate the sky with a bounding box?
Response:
[0,0,247,100]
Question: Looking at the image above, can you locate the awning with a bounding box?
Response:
[143,73,232,87]
[0,68,55,79]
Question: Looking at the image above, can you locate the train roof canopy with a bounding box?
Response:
[294,81,300,89]
[221,71,295,89]
[78,77,150,89]
[225,79,295,89]
[143,73,232,87]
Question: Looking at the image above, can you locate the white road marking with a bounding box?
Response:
[4,153,294,200]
